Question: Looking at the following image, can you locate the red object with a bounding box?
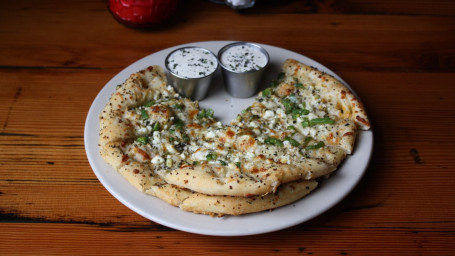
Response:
[108,0,179,28]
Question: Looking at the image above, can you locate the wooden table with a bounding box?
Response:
[1,0,454,254]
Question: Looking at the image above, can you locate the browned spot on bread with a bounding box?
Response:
[188,123,202,129]
[151,105,171,120]
[236,135,256,151]
[343,132,354,137]
[341,90,346,99]
[251,168,268,173]
[226,129,235,138]
[276,82,295,97]
[356,115,370,127]
[189,109,199,120]
[135,147,150,160]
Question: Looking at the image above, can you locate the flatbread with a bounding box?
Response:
[98,58,370,216]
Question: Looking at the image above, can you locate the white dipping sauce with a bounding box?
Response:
[166,47,217,79]
[220,44,268,72]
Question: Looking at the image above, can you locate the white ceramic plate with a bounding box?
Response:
[84,41,373,236]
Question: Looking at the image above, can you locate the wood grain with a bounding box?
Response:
[1,0,455,255]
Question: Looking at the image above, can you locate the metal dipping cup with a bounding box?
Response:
[165,47,218,101]
[218,42,269,98]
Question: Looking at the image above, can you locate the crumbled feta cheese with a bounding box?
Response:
[249,121,259,128]
[192,149,207,161]
[245,152,255,160]
[263,110,275,119]
[276,108,285,118]
[206,131,216,139]
[283,140,291,148]
[152,131,161,144]
[280,155,290,164]
[151,155,164,165]
[309,128,317,137]
[166,144,177,154]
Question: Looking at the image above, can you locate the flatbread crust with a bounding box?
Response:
[98,59,370,216]
[147,180,318,216]
[160,164,280,197]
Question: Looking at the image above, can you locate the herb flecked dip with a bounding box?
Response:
[166,47,217,79]
[220,44,268,72]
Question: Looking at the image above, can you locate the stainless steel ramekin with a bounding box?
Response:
[165,46,218,101]
[217,42,269,98]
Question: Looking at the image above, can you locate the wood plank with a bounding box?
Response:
[0,2,454,72]
[0,223,453,255]
[253,0,455,16]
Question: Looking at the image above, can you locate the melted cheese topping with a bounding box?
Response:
[119,71,355,179]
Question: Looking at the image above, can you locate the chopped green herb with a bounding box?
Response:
[291,108,310,120]
[285,136,300,147]
[193,161,199,166]
[235,162,241,168]
[306,141,325,150]
[262,88,272,97]
[310,117,335,126]
[144,100,155,107]
[219,160,227,166]
[140,109,149,120]
[287,125,296,131]
[270,80,279,87]
[136,136,149,144]
[241,107,251,114]
[152,122,160,131]
[248,114,259,122]
[264,137,284,147]
[174,118,185,130]
[172,103,184,110]
[303,137,312,147]
[281,99,293,113]
[301,117,310,128]
[197,108,214,119]
[206,153,217,161]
